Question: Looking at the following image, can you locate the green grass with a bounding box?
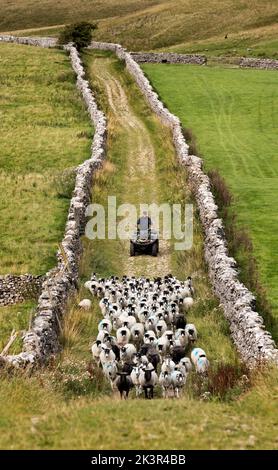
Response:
[1,1,277,58]
[0,43,92,274]
[142,63,278,323]
[0,301,36,354]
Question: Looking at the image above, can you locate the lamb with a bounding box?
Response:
[114,372,133,399]
[78,299,92,310]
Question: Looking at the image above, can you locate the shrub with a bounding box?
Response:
[59,22,97,51]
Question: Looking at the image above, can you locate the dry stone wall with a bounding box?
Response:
[0,35,57,48]
[240,57,278,70]
[2,44,106,368]
[0,275,45,306]
[130,52,207,65]
[90,41,278,367]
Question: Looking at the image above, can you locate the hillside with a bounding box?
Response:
[1,1,277,57]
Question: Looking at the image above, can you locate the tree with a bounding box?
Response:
[59,22,97,51]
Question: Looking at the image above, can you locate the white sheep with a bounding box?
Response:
[186,323,198,343]
[120,343,137,362]
[102,360,118,389]
[99,346,116,365]
[183,297,194,311]
[159,371,172,398]
[130,366,143,397]
[116,326,131,346]
[78,298,92,310]
[98,319,112,334]
[171,370,186,398]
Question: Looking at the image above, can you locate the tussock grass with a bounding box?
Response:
[0,43,92,274]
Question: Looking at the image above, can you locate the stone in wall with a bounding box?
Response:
[0,274,45,306]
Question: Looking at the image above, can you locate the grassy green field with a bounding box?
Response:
[1,1,277,58]
[142,63,278,324]
[0,43,92,275]
[1,50,277,451]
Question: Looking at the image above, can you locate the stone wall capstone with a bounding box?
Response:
[2,44,107,368]
[89,40,278,367]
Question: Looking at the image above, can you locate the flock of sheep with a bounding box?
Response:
[81,273,210,399]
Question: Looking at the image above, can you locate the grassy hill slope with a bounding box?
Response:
[1,1,277,57]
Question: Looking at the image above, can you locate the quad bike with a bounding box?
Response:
[130,228,159,257]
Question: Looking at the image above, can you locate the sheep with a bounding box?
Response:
[161,357,175,374]
[191,348,209,374]
[155,319,167,337]
[96,330,110,343]
[191,347,206,364]
[183,297,194,311]
[78,299,92,310]
[179,357,193,373]
[159,371,172,398]
[196,356,210,374]
[171,370,186,398]
[130,366,143,397]
[102,360,118,389]
[146,344,160,372]
[116,326,131,346]
[91,340,102,365]
[170,344,186,364]
[175,329,189,349]
[99,346,116,365]
[98,319,112,334]
[120,343,137,362]
[114,372,133,399]
[130,323,144,344]
[139,364,158,399]
[186,324,198,343]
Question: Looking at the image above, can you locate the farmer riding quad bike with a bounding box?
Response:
[130,228,159,257]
